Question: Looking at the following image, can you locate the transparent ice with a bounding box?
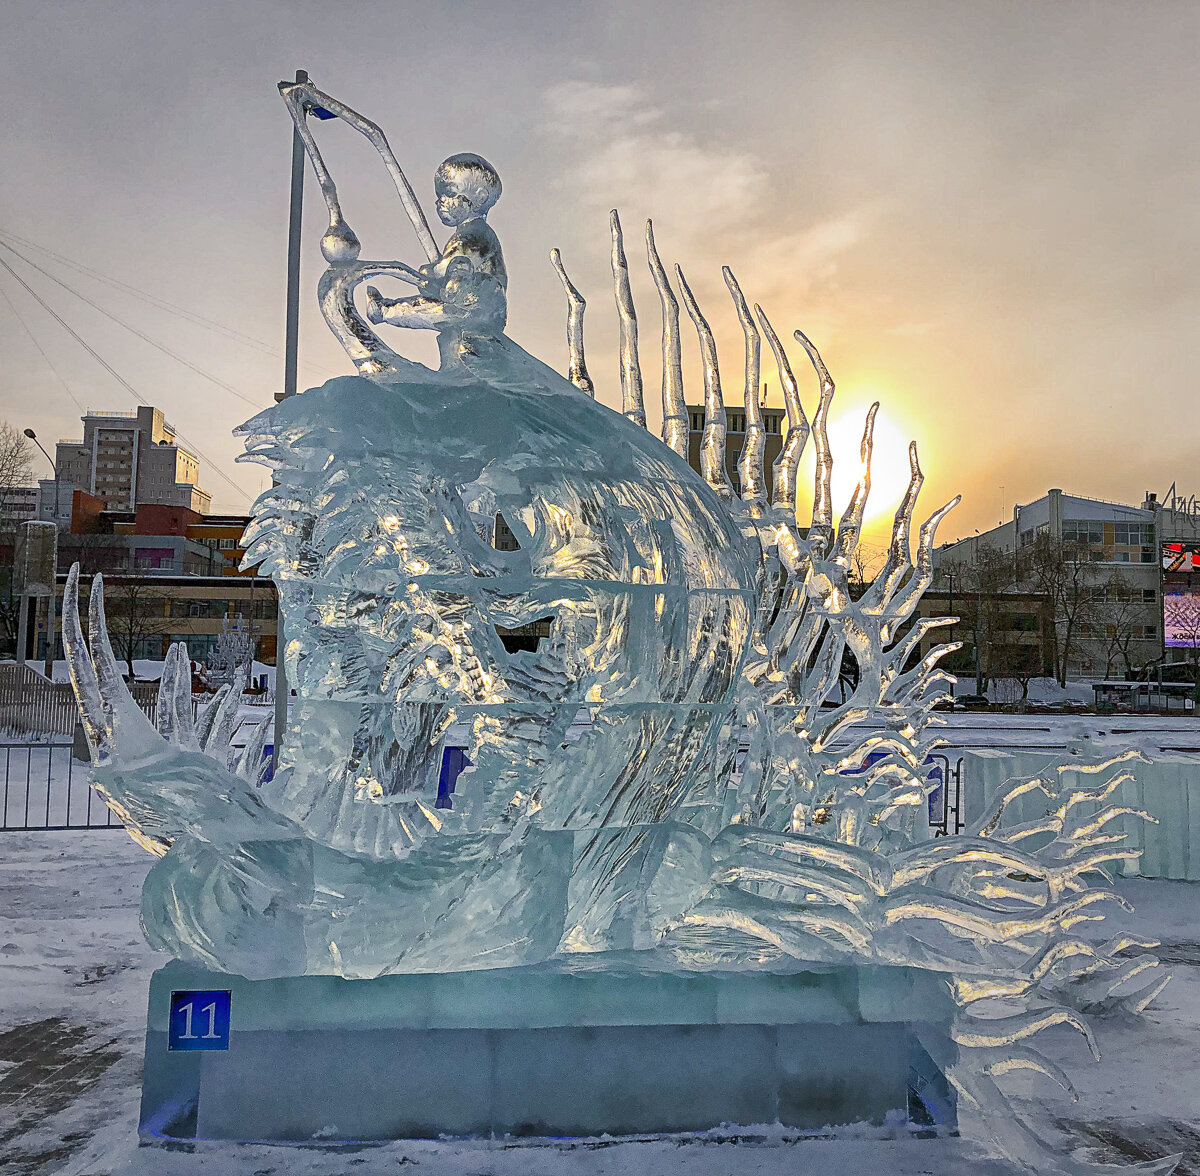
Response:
[63,78,1176,1173]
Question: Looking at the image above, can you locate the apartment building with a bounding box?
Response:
[0,485,39,528]
[39,406,211,526]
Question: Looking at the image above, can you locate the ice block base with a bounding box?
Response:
[139,960,957,1143]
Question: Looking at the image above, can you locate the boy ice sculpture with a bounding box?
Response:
[364,152,507,352]
[277,79,516,376]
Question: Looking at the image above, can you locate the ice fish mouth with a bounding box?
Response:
[494,614,555,654]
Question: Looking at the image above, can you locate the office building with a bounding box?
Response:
[685,394,786,494]
[934,488,1200,677]
[35,495,279,664]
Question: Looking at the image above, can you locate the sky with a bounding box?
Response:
[0,0,1196,548]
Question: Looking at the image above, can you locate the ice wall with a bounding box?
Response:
[963,746,1200,880]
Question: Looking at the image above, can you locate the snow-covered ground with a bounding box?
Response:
[951,675,1099,707]
[0,832,1196,1174]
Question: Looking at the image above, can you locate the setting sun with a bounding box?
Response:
[793,397,919,533]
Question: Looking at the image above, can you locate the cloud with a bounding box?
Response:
[539,79,865,324]
[541,81,661,134]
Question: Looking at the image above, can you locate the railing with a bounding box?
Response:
[926,754,965,836]
[0,742,119,831]
[0,663,214,738]
[0,664,84,737]
[0,664,165,737]
[0,743,961,835]
[0,723,1164,840]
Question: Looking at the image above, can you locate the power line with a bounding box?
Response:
[0,253,250,505]
[0,239,263,410]
[0,274,87,413]
[0,227,340,379]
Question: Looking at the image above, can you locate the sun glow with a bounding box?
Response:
[813,399,918,528]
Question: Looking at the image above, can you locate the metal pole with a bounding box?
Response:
[20,431,60,673]
[947,572,954,650]
[975,594,985,696]
[15,594,29,665]
[273,68,307,770]
[43,540,57,679]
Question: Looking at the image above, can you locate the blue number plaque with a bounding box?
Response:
[168,989,231,1051]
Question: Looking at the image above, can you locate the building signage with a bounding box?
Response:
[1159,484,1200,524]
[1162,540,1200,649]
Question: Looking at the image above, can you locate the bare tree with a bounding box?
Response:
[935,544,1019,693]
[1089,572,1149,679]
[988,609,1046,707]
[0,423,35,655]
[58,532,128,577]
[847,541,886,601]
[100,575,173,679]
[1022,534,1101,686]
[0,422,34,511]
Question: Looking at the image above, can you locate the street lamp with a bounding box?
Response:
[22,429,61,523]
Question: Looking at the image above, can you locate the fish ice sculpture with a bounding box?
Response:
[63,77,1177,1172]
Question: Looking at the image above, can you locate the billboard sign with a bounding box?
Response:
[1164,590,1200,649]
[1162,541,1200,573]
[1161,542,1200,648]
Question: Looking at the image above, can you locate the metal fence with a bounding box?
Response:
[0,727,1148,841]
[0,663,213,739]
[926,754,965,836]
[0,662,165,738]
[0,742,120,831]
[0,664,274,831]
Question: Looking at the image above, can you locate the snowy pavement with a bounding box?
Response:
[0,832,1197,1174]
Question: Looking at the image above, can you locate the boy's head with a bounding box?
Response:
[434,153,502,225]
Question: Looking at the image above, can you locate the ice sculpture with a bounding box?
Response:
[63,78,1176,1173]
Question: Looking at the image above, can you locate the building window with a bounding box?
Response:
[689,412,704,431]
[492,513,520,552]
[1113,522,1155,545]
[1062,520,1104,546]
[183,601,227,618]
